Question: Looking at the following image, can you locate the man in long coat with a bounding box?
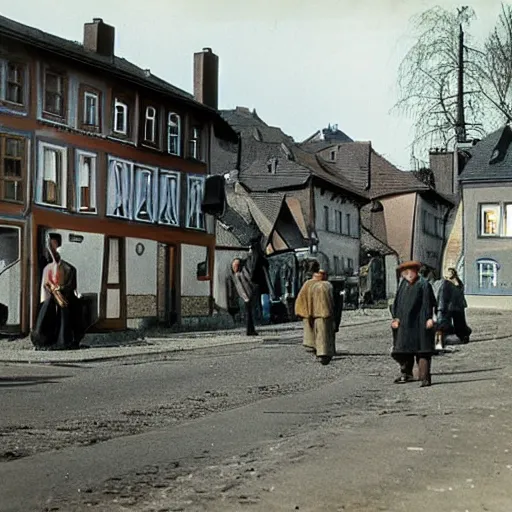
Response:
[391,261,437,387]
[311,270,336,365]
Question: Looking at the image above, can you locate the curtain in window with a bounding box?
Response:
[44,149,57,182]
[159,174,178,225]
[135,170,154,221]
[107,160,132,218]
[188,178,204,228]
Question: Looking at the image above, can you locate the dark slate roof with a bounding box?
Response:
[210,136,238,176]
[302,125,353,145]
[0,15,236,142]
[217,206,259,247]
[459,125,512,183]
[361,227,397,256]
[220,108,293,144]
[249,192,286,230]
[304,141,371,192]
[238,140,368,201]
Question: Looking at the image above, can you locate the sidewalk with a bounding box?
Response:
[0,309,389,364]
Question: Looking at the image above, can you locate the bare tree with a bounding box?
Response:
[467,4,512,125]
[393,6,490,156]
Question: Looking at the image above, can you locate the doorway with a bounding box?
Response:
[165,244,179,326]
[99,236,126,330]
[0,225,21,333]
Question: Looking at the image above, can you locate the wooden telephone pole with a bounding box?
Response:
[456,6,468,143]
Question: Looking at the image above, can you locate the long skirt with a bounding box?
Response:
[302,318,315,350]
[313,317,336,357]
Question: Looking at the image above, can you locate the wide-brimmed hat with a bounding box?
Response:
[397,260,421,272]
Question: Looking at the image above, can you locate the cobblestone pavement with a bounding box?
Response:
[0,308,510,512]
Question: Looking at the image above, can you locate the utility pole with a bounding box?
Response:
[456,7,468,143]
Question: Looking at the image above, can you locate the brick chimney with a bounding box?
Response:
[83,18,115,57]
[193,48,219,110]
[429,149,455,196]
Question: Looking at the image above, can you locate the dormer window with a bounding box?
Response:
[267,157,278,173]
[144,106,157,143]
[330,150,336,161]
[113,98,128,135]
[167,113,181,155]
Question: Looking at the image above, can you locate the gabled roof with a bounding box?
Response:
[459,125,512,183]
[303,141,371,192]
[361,227,397,256]
[238,140,368,201]
[369,151,429,199]
[0,15,236,142]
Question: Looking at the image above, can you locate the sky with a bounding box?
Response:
[0,0,506,169]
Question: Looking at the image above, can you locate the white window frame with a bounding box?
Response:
[190,127,201,160]
[144,106,157,143]
[477,259,499,289]
[106,156,134,219]
[167,113,181,156]
[480,204,501,237]
[36,141,67,208]
[186,174,205,230]
[75,150,97,213]
[0,60,26,106]
[158,171,180,226]
[113,98,128,135]
[134,165,158,223]
[83,91,99,127]
[504,204,512,237]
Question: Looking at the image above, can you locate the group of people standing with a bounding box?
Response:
[293,258,471,388]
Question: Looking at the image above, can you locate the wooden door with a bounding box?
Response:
[166,244,179,326]
[99,236,126,330]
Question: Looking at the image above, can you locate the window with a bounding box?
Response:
[480,204,500,236]
[0,135,25,203]
[333,256,340,275]
[335,210,343,234]
[323,206,329,231]
[83,92,99,127]
[107,157,133,219]
[37,142,67,207]
[186,175,205,230]
[5,62,25,105]
[75,151,96,213]
[167,113,181,155]
[477,259,499,288]
[144,106,157,144]
[345,213,351,236]
[330,150,336,161]
[505,204,512,236]
[347,257,354,271]
[159,171,180,226]
[113,98,128,135]
[43,70,65,118]
[189,126,201,160]
[134,166,157,222]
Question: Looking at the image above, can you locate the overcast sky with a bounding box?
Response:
[0,0,505,169]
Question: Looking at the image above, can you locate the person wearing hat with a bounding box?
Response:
[390,260,437,387]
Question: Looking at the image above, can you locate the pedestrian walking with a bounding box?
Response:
[446,267,472,344]
[390,261,437,387]
[231,257,258,336]
[295,260,321,353]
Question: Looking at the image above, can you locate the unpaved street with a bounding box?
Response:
[0,309,511,512]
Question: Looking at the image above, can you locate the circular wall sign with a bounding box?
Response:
[135,243,145,256]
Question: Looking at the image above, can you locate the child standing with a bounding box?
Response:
[391,261,437,387]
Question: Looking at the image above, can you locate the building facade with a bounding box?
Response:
[0,16,235,334]
[458,126,512,308]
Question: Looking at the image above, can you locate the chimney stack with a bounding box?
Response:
[83,18,115,57]
[429,150,455,195]
[193,48,219,110]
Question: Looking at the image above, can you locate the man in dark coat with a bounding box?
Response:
[391,260,437,387]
